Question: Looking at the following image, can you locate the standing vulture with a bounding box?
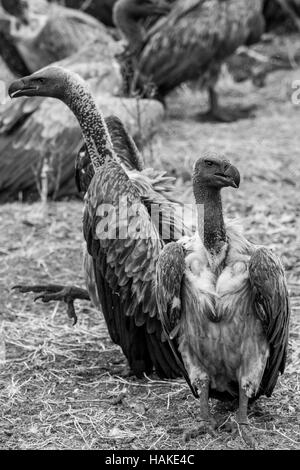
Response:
[113,0,265,121]
[9,66,192,379]
[155,153,290,446]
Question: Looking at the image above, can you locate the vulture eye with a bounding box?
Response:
[205,160,214,167]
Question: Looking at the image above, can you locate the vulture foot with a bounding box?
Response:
[200,87,256,122]
[12,284,90,325]
[183,415,218,442]
[238,424,257,449]
[198,105,256,123]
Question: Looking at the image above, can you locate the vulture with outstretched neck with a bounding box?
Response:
[155,153,290,446]
[9,66,191,380]
[114,0,265,121]
[0,34,165,202]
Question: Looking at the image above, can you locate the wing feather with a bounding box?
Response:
[155,242,198,396]
[83,160,186,378]
[249,247,291,396]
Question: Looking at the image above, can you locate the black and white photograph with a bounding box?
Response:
[0,0,299,452]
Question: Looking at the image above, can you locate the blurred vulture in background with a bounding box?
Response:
[0,0,111,75]
[51,0,300,30]
[114,0,266,121]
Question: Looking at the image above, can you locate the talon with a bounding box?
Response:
[182,418,217,442]
[12,284,89,325]
[66,301,77,326]
[225,419,257,449]
[238,423,257,449]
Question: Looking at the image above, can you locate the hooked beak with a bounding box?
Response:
[215,163,240,189]
[8,77,38,99]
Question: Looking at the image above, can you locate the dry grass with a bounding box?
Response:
[0,58,300,450]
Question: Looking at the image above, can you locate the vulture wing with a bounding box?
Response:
[83,159,187,378]
[249,247,291,396]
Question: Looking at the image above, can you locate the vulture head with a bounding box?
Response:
[8,66,86,102]
[193,154,240,191]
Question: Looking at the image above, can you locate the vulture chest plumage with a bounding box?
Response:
[178,226,269,397]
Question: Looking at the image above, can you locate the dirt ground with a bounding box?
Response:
[0,56,299,450]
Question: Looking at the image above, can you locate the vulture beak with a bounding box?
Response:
[215,162,240,188]
[223,163,240,188]
[8,76,39,99]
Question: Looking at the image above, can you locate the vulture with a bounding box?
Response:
[9,66,192,379]
[113,0,266,121]
[155,153,290,446]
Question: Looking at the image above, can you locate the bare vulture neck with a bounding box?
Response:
[63,78,115,171]
[193,185,227,254]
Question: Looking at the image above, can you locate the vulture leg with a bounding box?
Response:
[201,87,256,123]
[181,361,217,442]
[12,284,90,325]
[225,384,257,449]
[233,386,257,449]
